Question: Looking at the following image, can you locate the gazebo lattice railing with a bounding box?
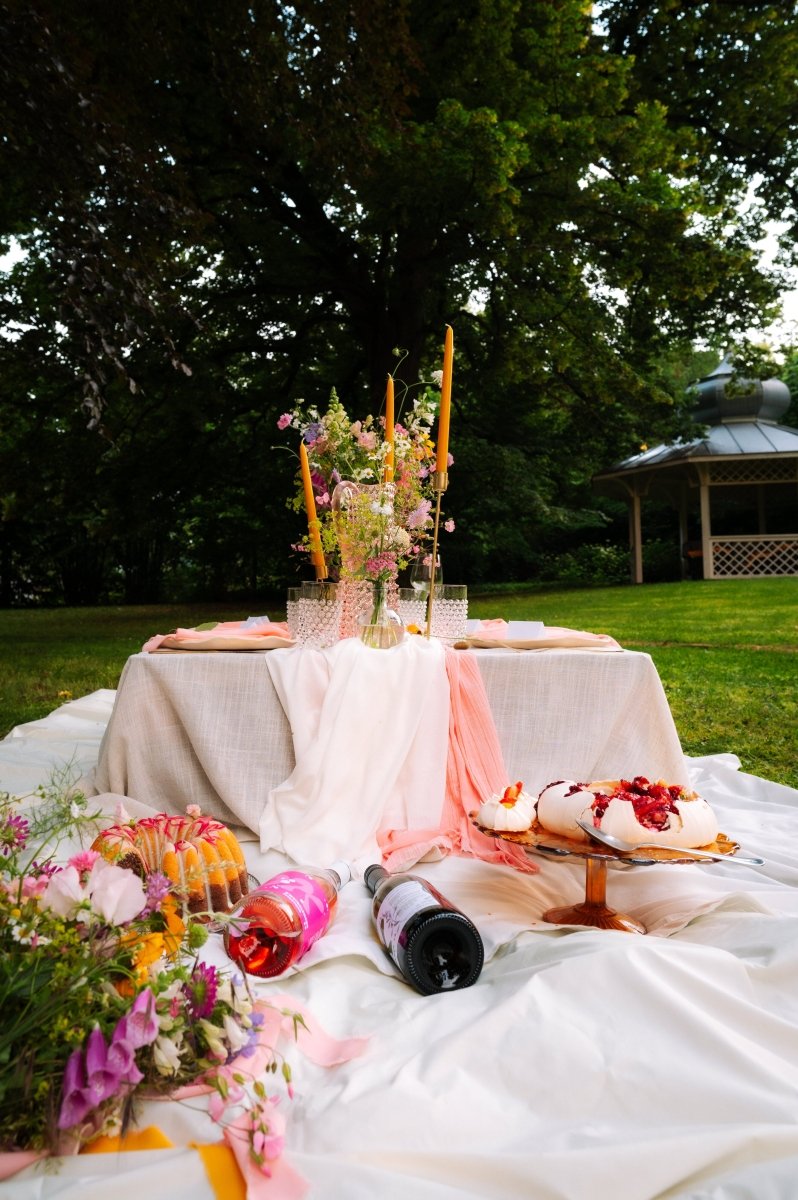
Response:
[710,534,798,577]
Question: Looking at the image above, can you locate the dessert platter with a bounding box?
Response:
[472,777,750,934]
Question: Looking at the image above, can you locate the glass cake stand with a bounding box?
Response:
[473,819,741,935]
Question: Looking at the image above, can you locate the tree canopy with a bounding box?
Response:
[1,0,796,601]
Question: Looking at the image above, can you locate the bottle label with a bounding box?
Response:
[255,872,331,956]
[376,880,438,958]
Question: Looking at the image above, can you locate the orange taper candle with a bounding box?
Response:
[299,441,327,578]
[435,325,453,475]
[384,373,395,482]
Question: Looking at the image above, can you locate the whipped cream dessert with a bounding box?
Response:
[477,781,535,832]
[535,780,597,840]
[536,776,719,848]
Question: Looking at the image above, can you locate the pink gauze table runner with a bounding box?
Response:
[260,637,533,874]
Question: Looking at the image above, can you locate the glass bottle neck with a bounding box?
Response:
[364,863,388,894]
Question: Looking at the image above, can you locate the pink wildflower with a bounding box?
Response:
[1,813,29,855]
[67,849,100,877]
[277,412,292,430]
[407,499,432,530]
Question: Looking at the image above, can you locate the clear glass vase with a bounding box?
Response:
[358,580,404,649]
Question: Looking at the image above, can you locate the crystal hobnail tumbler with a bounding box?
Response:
[429,584,468,641]
[396,587,427,631]
[296,581,342,648]
[286,587,301,640]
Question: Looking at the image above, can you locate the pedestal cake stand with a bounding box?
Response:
[473,819,742,935]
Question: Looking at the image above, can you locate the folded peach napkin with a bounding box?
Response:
[143,619,293,653]
[456,618,621,651]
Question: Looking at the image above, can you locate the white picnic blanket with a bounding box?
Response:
[3,692,798,1200]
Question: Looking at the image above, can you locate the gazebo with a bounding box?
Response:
[593,357,798,583]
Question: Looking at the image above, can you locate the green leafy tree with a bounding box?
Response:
[1,0,797,597]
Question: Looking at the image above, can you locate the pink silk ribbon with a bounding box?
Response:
[147,995,369,1199]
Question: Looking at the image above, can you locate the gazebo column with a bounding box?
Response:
[678,491,689,580]
[698,465,713,579]
[629,485,643,584]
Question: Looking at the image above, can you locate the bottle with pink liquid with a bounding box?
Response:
[223,861,351,978]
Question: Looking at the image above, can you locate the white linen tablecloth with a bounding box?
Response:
[90,646,688,839]
[2,694,798,1199]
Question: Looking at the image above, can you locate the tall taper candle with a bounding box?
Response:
[385,373,395,482]
[299,441,327,578]
[435,325,453,475]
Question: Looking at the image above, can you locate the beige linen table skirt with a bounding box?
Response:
[91,648,687,836]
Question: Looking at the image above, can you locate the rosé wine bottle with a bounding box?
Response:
[223,861,350,978]
[364,864,484,995]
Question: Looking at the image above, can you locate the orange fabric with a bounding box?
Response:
[82,1130,246,1200]
[81,1125,174,1153]
[191,1141,247,1200]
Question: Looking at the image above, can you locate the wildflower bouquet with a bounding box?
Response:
[279,380,453,583]
[0,782,294,1177]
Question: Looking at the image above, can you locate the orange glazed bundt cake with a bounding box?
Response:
[92,804,250,916]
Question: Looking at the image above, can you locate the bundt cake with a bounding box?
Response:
[92,805,250,916]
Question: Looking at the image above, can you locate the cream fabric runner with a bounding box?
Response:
[259,637,450,870]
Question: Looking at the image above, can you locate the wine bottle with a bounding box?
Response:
[223,861,350,978]
[364,864,484,995]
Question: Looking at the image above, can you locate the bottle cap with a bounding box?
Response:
[329,860,352,888]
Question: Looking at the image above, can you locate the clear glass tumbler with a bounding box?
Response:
[397,587,427,631]
[430,584,468,641]
[297,581,342,648]
[286,586,301,640]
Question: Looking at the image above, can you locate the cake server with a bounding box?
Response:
[574,819,764,865]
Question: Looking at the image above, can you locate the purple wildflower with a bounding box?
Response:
[238,1024,260,1059]
[58,1048,94,1129]
[1,813,29,856]
[144,871,172,912]
[114,988,160,1050]
[29,859,59,878]
[58,1027,122,1130]
[106,1034,143,1086]
[183,962,219,1020]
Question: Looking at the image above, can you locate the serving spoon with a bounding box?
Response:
[575,819,764,866]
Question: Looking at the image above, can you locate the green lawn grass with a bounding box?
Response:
[0,578,795,789]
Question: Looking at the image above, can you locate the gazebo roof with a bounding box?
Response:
[595,419,798,482]
[594,356,798,485]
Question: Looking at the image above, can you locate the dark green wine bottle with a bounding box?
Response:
[364,864,484,995]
